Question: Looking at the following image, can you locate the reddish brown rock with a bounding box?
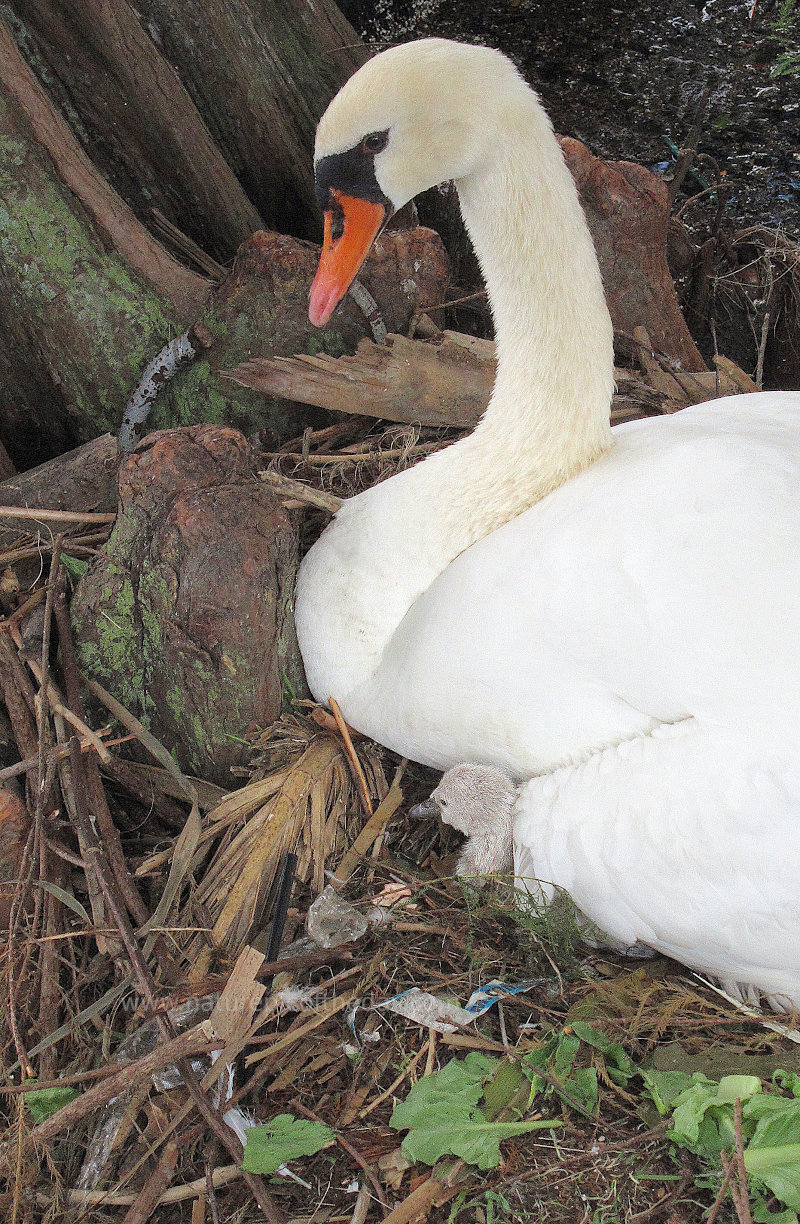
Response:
[71,425,305,785]
[560,137,706,371]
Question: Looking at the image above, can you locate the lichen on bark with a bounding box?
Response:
[71,426,306,785]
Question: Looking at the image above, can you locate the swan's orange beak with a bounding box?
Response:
[309,191,386,327]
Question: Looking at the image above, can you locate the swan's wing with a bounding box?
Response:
[514,718,800,1003]
[344,396,800,770]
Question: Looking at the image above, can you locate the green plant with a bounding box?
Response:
[241,1113,335,1175]
[527,1020,800,1222]
[23,1083,80,1124]
[641,1067,800,1219]
[483,880,586,979]
[389,1051,562,1169]
[769,0,800,77]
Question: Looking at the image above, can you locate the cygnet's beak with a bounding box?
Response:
[309,190,386,327]
[409,797,440,820]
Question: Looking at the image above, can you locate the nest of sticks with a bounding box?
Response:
[2,356,800,1222]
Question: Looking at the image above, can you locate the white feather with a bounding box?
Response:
[297,39,800,1008]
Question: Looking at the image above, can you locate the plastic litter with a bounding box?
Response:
[377,977,548,1034]
[307,885,369,947]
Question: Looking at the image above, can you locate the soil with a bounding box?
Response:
[342,0,800,238]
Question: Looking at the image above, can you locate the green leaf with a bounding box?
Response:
[753,1193,798,1224]
[389,1052,561,1170]
[571,1021,637,1083]
[390,1052,498,1134]
[521,1032,598,1117]
[669,1075,725,1147]
[744,1102,800,1210]
[400,1115,562,1170]
[566,1066,599,1115]
[482,1059,527,1118]
[775,1072,800,1099]
[24,1084,79,1124]
[35,880,91,925]
[553,1033,580,1080]
[745,1095,794,1122]
[715,1075,763,1106]
[520,1034,558,1098]
[639,1068,693,1115]
[242,1114,335,1175]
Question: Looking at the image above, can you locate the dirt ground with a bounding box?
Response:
[343,0,800,237]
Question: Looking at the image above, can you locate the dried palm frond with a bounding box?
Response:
[182,715,387,974]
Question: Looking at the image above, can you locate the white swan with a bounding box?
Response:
[296,38,800,1010]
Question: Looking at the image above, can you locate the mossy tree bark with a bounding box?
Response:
[6,0,263,261]
[147,227,449,444]
[0,15,210,464]
[0,10,448,464]
[71,427,306,785]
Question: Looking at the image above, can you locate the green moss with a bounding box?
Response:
[0,95,178,439]
[137,564,170,655]
[151,358,230,430]
[73,564,144,713]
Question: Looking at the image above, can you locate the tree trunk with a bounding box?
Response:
[0,435,119,552]
[0,14,210,462]
[146,227,450,445]
[71,426,305,785]
[7,0,263,261]
[134,0,366,240]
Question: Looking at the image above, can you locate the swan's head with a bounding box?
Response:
[309,38,528,326]
[410,762,518,836]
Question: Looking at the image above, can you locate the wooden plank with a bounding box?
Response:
[223,331,495,430]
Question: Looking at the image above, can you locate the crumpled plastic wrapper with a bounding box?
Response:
[306,885,369,948]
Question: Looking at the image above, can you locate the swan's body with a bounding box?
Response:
[297,39,800,1009]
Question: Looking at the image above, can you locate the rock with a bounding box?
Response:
[559,137,706,371]
[71,425,305,785]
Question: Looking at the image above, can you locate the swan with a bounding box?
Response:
[295,38,800,1011]
[412,763,657,958]
[410,763,516,878]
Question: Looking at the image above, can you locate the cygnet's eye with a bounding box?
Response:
[362,130,389,155]
[439,797,448,808]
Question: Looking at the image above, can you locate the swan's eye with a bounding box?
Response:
[362,130,388,155]
[439,797,448,808]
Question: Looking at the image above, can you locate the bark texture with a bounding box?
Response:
[0,14,209,321]
[148,226,449,443]
[0,435,119,550]
[7,0,263,260]
[0,16,210,461]
[0,786,30,930]
[133,0,366,240]
[71,426,305,785]
[560,137,707,371]
[418,139,709,373]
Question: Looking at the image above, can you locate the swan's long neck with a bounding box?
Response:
[298,86,615,703]
[456,89,615,512]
